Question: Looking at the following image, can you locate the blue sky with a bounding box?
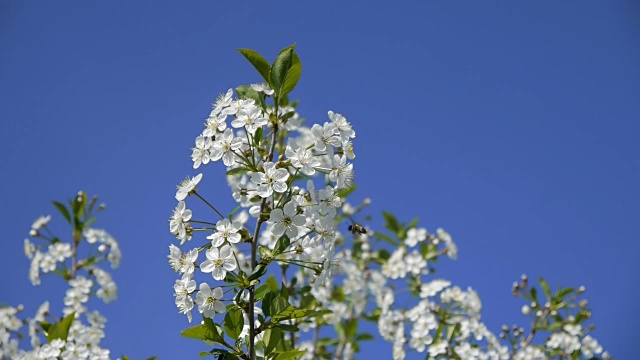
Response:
[1,1,638,358]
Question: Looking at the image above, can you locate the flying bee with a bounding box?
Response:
[348,222,367,236]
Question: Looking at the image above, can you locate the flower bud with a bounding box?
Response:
[521,305,531,315]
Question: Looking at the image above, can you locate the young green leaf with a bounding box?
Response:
[262,328,283,355]
[224,307,244,340]
[237,48,271,85]
[539,277,551,300]
[52,201,71,223]
[270,45,298,97]
[46,312,75,342]
[279,51,301,98]
[226,167,249,176]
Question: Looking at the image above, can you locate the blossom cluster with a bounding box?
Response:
[169,82,357,330]
[166,46,610,360]
[1,192,117,359]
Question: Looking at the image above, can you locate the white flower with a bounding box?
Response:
[210,128,243,166]
[405,227,427,247]
[269,201,306,239]
[581,335,603,358]
[250,162,289,198]
[175,173,203,201]
[231,104,268,135]
[420,279,451,298]
[174,274,196,322]
[31,215,51,230]
[170,201,192,244]
[201,244,237,281]
[203,112,227,136]
[24,238,35,259]
[48,243,72,262]
[428,341,448,357]
[285,140,320,176]
[563,323,582,336]
[207,219,242,247]
[30,252,42,285]
[96,281,117,303]
[437,228,457,260]
[328,110,355,141]
[168,244,198,275]
[195,283,226,319]
[213,88,234,114]
[382,247,407,279]
[405,250,427,275]
[310,122,341,152]
[251,82,274,95]
[191,135,212,169]
[329,155,354,189]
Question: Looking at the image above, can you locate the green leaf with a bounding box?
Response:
[122,356,130,360]
[262,328,283,355]
[46,312,75,342]
[376,248,391,261]
[280,111,297,121]
[270,44,300,97]
[270,297,289,317]
[226,167,249,176]
[238,48,271,85]
[266,275,279,291]
[249,264,268,281]
[331,286,346,302]
[272,308,331,322]
[554,287,574,302]
[72,192,87,222]
[446,323,461,342]
[354,333,375,341]
[39,321,51,333]
[254,126,263,146]
[255,283,272,301]
[203,349,239,359]
[343,319,357,340]
[539,277,551,300]
[203,318,227,345]
[375,232,397,246]
[262,290,277,317]
[271,349,306,360]
[336,186,357,199]
[382,211,400,235]
[181,325,210,341]
[273,235,290,256]
[530,287,538,303]
[271,323,299,332]
[145,357,158,360]
[52,201,71,223]
[279,52,301,98]
[224,307,244,340]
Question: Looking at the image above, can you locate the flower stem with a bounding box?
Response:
[194,192,225,219]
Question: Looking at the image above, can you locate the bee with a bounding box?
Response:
[348,222,367,235]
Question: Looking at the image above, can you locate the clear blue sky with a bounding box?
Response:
[1,1,638,358]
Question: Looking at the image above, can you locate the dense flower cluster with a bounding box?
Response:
[167,47,611,359]
[168,79,611,359]
[0,192,117,359]
[169,84,356,330]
